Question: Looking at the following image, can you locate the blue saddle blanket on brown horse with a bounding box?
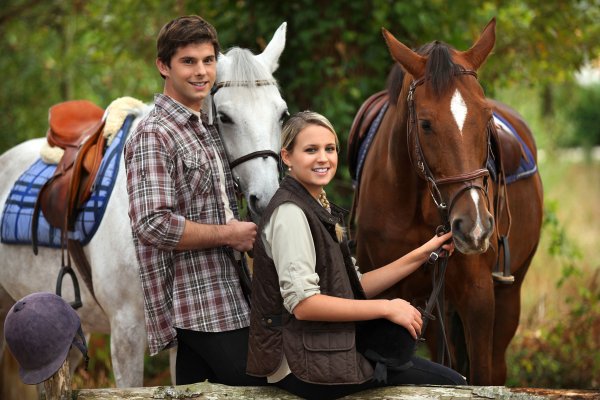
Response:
[1,114,134,247]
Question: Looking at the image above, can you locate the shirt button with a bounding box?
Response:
[267,318,273,324]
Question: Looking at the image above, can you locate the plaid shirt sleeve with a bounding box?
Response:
[125,125,185,251]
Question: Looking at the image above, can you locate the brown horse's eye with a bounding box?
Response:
[419,119,432,132]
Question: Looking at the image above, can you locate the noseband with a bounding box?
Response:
[407,70,492,224]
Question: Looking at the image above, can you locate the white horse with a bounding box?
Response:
[0,22,286,388]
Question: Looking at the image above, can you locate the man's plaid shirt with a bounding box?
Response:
[125,94,250,355]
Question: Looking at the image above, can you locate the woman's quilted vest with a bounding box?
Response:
[246,176,373,384]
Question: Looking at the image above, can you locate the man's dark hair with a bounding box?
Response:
[156,15,220,78]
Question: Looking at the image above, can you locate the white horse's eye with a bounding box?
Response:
[219,112,233,124]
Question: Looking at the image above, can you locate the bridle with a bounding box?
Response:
[211,78,284,300]
[407,69,493,228]
[407,69,495,367]
[211,79,284,194]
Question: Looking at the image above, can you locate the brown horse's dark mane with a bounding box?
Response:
[386,40,466,104]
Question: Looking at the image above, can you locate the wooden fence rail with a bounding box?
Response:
[56,382,599,400]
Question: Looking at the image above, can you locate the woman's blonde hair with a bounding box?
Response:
[281,111,339,153]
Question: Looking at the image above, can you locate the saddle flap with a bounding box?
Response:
[347,91,389,179]
[47,100,104,149]
[38,119,106,231]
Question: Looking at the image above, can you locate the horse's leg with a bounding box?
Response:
[89,249,146,387]
[491,250,535,384]
[108,306,146,387]
[449,261,496,385]
[491,284,522,384]
[169,347,177,385]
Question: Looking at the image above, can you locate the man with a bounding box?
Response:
[125,15,263,386]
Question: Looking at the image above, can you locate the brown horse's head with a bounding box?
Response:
[382,19,497,254]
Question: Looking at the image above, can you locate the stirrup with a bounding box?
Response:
[492,271,515,284]
[493,235,514,284]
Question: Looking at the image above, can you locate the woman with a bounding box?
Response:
[247,111,466,399]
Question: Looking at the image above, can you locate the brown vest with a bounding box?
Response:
[246,176,373,384]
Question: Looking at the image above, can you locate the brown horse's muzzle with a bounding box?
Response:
[449,187,494,254]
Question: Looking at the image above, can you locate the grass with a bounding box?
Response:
[519,157,600,328]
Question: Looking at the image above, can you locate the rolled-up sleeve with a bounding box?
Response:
[262,203,320,313]
[125,130,185,251]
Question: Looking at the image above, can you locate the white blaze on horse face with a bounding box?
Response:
[469,188,484,241]
[450,89,468,135]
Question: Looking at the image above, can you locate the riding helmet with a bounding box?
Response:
[3,292,88,384]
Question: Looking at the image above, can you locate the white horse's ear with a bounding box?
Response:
[256,22,287,73]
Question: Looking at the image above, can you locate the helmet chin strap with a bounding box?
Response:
[72,325,89,370]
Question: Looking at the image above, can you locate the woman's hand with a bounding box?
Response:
[383,298,423,339]
[420,231,454,262]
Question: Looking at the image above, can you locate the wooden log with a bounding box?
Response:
[42,358,71,400]
[71,382,600,399]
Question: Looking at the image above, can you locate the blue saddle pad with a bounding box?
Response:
[492,112,537,184]
[1,114,135,247]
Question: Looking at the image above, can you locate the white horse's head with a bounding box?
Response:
[212,22,288,223]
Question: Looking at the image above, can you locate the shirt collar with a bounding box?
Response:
[154,94,209,125]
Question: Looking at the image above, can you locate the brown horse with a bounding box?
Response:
[350,18,543,385]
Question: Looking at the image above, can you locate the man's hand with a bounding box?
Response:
[226,219,257,252]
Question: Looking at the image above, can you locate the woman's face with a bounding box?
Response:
[282,124,338,198]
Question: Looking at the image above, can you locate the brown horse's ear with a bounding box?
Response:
[461,17,496,71]
[382,28,426,78]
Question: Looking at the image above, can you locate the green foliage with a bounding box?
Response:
[542,200,583,288]
[558,83,600,149]
[507,270,600,389]
[507,196,599,389]
[2,0,599,196]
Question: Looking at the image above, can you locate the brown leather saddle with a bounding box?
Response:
[32,100,106,306]
[33,100,105,239]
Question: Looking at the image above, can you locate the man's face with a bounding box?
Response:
[156,42,216,111]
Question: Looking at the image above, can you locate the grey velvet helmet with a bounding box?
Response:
[3,292,88,384]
